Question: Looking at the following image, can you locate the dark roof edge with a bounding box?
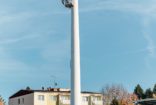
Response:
[9,90,34,99]
[9,90,102,99]
[81,91,102,94]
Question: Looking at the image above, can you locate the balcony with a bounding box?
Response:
[61,100,70,104]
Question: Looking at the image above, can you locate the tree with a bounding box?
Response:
[110,98,120,105]
[0,95,5,105]
[102,84,129,105]
[120,94,138,105]
[134,84,144,99]
[153,84,156,98]
[145,88,153,98]
[153,84,156,94]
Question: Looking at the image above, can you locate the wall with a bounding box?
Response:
[9,93,34,105]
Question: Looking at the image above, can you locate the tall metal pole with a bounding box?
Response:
[71,0,81,105]
[61,0,81,105]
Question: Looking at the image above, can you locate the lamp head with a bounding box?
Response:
[62,0,73,8]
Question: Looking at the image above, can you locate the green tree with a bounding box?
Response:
[134,84,144,99]
[145,88,153,98]
[110,98,120,105]
[153,84,156,94]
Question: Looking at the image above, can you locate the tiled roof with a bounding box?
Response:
[9,88,102,99]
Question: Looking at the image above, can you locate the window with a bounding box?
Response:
[60,95,70,100]
[93,96,101,101]
[97,97,101,101]
[60,96,70,104]
[82,96,89,102]
[38,95,44,101]
[18,99,20,104]
[22,98,24,104]
[50,95,57,101]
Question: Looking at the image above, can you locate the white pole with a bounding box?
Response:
[71,0,81,105]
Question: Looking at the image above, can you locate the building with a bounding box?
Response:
[134,98,156,105]
[9,88,103,105]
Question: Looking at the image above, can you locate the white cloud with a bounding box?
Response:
[0,48,30,73]
[142,17,155,54]
[0,34,41,45]
[80,0,156,69]
[0,8,64,63]
[80,0,156,16]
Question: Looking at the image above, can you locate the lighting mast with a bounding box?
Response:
[62,0,81,105]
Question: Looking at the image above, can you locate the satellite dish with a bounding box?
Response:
[62,0,73,8]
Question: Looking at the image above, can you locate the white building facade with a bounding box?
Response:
[9,88,103,105]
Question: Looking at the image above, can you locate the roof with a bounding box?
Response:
[135,98,156,105]
[9,90,34,99]
[9,88,102,99]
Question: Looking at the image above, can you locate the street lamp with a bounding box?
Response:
[62,0,81,105]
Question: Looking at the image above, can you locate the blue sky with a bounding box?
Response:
[1,0,156,101]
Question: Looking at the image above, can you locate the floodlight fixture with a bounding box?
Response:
[62,0,73,8]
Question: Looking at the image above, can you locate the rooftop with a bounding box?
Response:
[135,98,156,105]
[9,88,102,99]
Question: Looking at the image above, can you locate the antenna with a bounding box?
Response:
[51,75,58,88]
[62,0,73,8]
